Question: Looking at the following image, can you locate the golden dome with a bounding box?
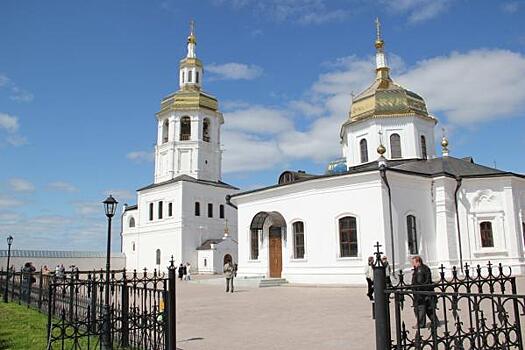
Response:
[349,76,433,123]
[441,136,449,148]
[377,144,386,155]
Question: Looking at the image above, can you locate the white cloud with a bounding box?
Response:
[0,194,25,208]
[385,0,451,23]
[225,106,294,134]
[0,73,34,103]
[72,201,101,217]
[207,63,263,80]
[126,151,154,163]
[215,0,351,25]
[8,178,35,193]
[0,113,19,133]
[47,181,78,193]
[222,131,285,173]
[397,49,525,123]
[501,1,521,13]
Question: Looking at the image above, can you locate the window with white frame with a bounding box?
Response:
[250,229,259,260]
[407,215,418,255]
[293,221,305,259]
[339,216,358,257]
[480,221,494,248]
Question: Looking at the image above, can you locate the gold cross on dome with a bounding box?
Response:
[375,17,381,41]
[190,19,195,35]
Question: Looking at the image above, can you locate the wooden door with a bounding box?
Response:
[269,226,282,278]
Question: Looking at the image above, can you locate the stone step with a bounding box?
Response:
[258,278,288,288]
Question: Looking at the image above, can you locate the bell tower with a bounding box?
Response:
[154,21,224,184]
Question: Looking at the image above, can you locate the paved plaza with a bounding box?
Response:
[175,279,375,350]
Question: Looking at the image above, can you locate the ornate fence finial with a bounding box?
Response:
[170,255,175,268]
[374,241,383,264]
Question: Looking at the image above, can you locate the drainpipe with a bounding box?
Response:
[454,177,463,272]
[379,166,395,272]
[225,195,237,210]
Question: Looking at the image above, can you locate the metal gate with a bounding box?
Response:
[372,243,525,350]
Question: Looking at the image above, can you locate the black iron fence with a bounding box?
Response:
[372,242,525,350]
[0,259,178,350]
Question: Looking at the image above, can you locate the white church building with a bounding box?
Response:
[230,21,525,285]
[121,24,238,273]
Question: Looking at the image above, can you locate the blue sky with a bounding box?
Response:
[1,0,524,251]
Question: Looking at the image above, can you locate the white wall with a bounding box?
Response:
[342,115,436,167]
[234,172,388,285]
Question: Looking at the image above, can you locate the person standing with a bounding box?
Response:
[182,264,188,281]
[223,260,235,293]
[411,256,438,329]
[178,263,184,280]
[185,263,191,281]
[381,255,393,286]
[365,256,374,301]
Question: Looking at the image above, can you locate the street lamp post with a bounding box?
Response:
[101,195,118,349]
[3,235,13,303]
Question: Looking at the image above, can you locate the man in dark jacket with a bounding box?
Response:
[411,256,438,329]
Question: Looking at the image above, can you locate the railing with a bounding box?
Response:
[0,259,178,350]
[371,243,524,350]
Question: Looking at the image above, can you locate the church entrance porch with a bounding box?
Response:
[250,211,286,279]
[269,226,282,278]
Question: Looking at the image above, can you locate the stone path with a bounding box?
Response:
[175,279,374,350]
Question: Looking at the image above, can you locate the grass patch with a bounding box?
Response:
[0,302,49,349]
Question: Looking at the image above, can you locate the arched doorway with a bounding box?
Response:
[250,211,286,278]
[223,254,232,264]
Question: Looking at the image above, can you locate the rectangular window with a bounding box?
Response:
[194,202,200,216]
[168,203,173,217]
[480,221,494,248]
[196,71,199,83]
[339,216,358,257]
[188,70,193,82]
[219,204,225,219]
[158,201,163,219]
[250,229,259,260]
[149,203,154,221]
[208,203,213,218]
[293,222,305,259]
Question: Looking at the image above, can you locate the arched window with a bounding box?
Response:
[407,215,418,254]
[480,221,494,248]
[158,201,163,219]
[132,241,135,252]
[360,139,368,163]
[168,203,173,217]
[250,229,259,260]
[203,118,210,142]
[390,133,402,159]
[180,117,191,141]
[420,135,427,159]
[162,120,169,143]
[188,70,193,83]
[219,204,225,219]
[339,216,358,257]
[149,203,154,221]
[129,217,135,228]
[196,71,200,84]
[156,249,161,265]
[293,221,305,259]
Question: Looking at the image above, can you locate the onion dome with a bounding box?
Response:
[348,19,435,124]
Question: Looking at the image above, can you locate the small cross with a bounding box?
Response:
[190,19,195,35]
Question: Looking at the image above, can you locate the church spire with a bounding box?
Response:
[179,19,203,90]
[374,18,390,80]
[187,19,197,58]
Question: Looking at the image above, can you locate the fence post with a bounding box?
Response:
[167,256,176,350]
[373,242,389,350]
[38,268,44,311]
[18,268,23,305]
[47,276,54,343]
[121,270,130,347]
